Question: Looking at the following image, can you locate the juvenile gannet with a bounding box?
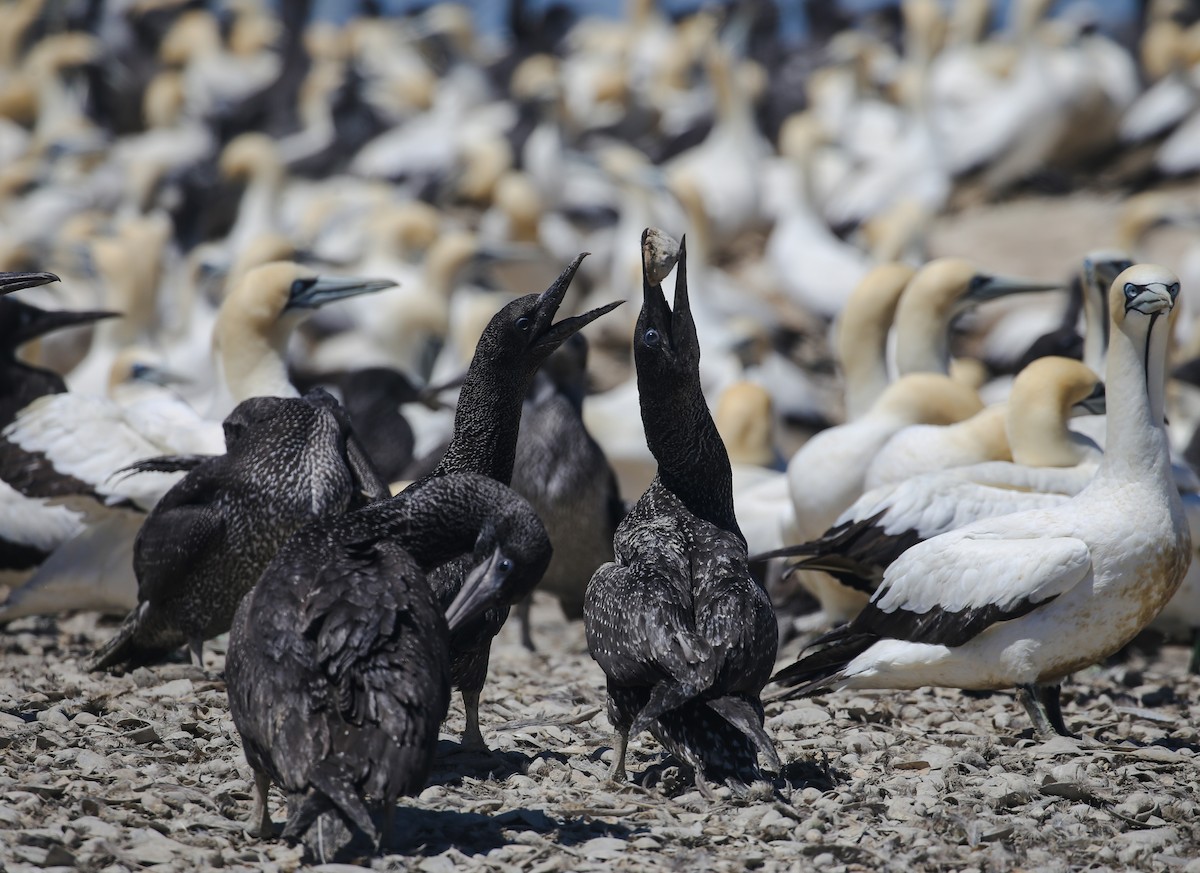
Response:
[585,234,779,797]
[90,390,390,672]
[226,473,550,855]
[772,265,1191,738]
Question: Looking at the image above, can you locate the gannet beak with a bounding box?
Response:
[1071,382,1106,416]
[532,253,622,353]
[444,547,512,632]
[0,271,60,294]
[130,362,190,387]
[963,274,1060,304]
[285,275,398,309]
[23,308,121,341]
[1087,257,1134,291]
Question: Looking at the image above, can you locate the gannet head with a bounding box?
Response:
[215,262,397,401]
[219,133,282,183]
[1007,356,1104,467]
[871,373,984,425]
[1082,250,1134,298]
[635,228,697,387]
[443,492,552,632]
[1113,264,1180,322]
[907,258,1061,318]
[471,254,619,376]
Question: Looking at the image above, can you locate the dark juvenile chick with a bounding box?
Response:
[402,253,620,747]
[511,333,624,650]
[90,390,389,671]
[584,233,779,797]
[225,472,550,857]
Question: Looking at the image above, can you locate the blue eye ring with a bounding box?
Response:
[498,558,513,574]
[1124,283,1138,298]
[644,327,660,346]
[516,316,531,332]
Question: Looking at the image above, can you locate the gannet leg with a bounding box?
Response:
[1189,628,1200,675]
[516,596,536,652]
[1038,683,1075,737]
[188,638,204,669]
[461,689,487,750]
[251,769,273,838]
[608,731,628,783]
[379,804,395,854]
[1017,683,1064,738]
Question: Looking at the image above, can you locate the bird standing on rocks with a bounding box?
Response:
[399,253,621,747]
[771,265,1191,739]
[510,332,624,650]
[90,390,389,672]
[225,472,551,859]
[585,231,779,797]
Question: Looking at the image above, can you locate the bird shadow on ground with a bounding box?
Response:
[427,740,535,785]
[384,804,639,857]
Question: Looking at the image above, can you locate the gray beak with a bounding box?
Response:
[130,362,189,387]
[963,273,1061,305]
[444,547,512,633]
[1071,381,1106,416]
[0,271,60,294]
[286,275,398,310]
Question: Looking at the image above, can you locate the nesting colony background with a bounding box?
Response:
[3,0,1200,870]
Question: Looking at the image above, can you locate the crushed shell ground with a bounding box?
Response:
[2,595,1200,873]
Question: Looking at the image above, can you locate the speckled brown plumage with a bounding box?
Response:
[585,234,779,795]
[90,389,389,672]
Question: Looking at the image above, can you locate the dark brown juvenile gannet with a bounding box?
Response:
[89,389,388,672]
[405,253,621,747]
[584,233,779,797]
[510,332,625,650]
[225,473,550,857]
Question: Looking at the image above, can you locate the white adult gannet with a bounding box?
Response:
[762,357,1106,623]
[863,355,1104,489]
[772,265,1191,738]
[0,264,395,621]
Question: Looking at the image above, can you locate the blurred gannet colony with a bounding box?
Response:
[4,0,1200,859]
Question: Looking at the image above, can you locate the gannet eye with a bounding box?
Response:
[644,328,660,347]
[1169,282,1181,300]
[1124,282,1139,300]
[515,316,531,332]
[497,558,513,575]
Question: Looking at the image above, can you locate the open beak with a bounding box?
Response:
[1071,382,1106,416]
[444,547,509,633]
[286,275,397,310]
[0,271,60,294]
[964,273,1061,305]
[531,253,622,353]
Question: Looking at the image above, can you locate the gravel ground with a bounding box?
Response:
[3,598,1200,873]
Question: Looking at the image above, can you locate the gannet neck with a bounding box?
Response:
[839,263,915,419]
[1099,297,1172,484]
[960,406,1011,462]
[1008,396,1080,468]
[1081,275,1108,373]
[217,310,301,403]
[894,304,951,375]
[893,259,970,375]
[644,378,739,535]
